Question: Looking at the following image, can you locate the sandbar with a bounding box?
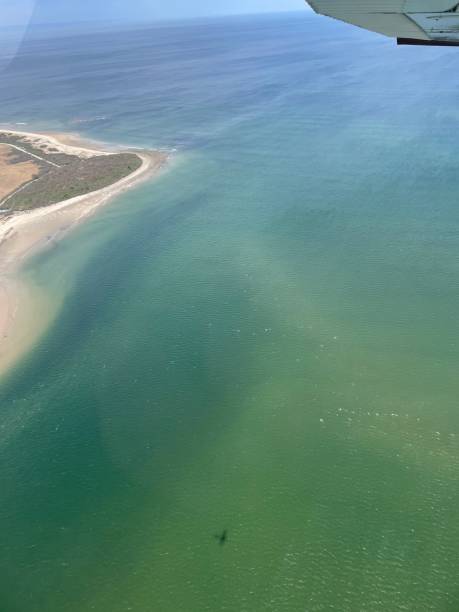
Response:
[0,128,168,379]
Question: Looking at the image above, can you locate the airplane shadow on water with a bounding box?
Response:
[214,530,228,546]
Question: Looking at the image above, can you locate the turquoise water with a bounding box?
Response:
[2,13,459,611]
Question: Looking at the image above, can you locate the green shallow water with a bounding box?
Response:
[1,13,459,611]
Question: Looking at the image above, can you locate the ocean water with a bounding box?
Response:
[1,12,459,611]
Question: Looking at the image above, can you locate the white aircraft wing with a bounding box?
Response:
[305,1,459,45]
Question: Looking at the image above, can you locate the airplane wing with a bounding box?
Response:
[305,1,459,46]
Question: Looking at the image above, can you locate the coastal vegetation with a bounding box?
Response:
[0,144,40,201]
[0,131,142,211]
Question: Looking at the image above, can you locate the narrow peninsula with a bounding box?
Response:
[0,128,168,377]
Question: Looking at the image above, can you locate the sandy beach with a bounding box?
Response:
[0,129,168,378]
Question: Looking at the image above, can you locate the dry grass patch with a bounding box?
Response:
[0,145,40,202]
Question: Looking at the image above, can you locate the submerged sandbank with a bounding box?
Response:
[0,129,168,378]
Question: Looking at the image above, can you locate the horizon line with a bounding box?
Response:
[1,9,312,31]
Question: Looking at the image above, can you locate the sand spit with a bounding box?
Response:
[0,129,169,379]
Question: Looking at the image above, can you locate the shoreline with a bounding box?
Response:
[0,129,169,379]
